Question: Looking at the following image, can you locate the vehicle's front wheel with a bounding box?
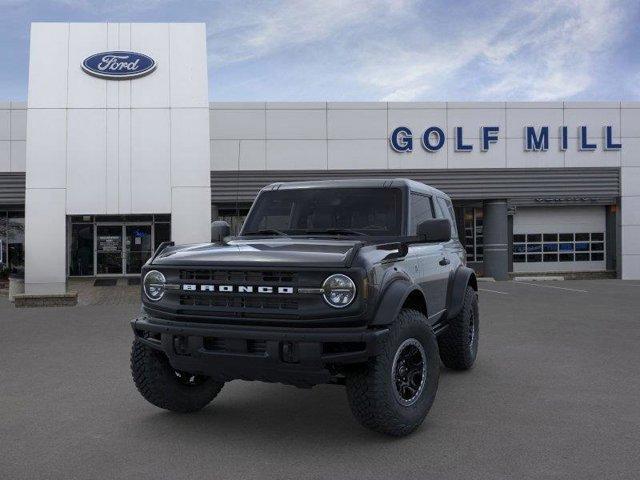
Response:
[345,309,440,436]
[131,339,224,413]
[438,285,479,370]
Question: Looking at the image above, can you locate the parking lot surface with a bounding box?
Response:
[1,280,640,480]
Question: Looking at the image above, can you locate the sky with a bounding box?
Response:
[0,0,639,102]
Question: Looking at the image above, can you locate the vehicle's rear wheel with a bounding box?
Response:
[345,309,440,436]
[438,285,479,370]
[131,339,224,413]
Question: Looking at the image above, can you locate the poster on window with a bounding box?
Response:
[98,235,121,252]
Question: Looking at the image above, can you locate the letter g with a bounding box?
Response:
[390,126,413,152]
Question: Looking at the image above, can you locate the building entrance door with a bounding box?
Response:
[95,225,124,275]
[95,223,153,276]
[125,225,152,274]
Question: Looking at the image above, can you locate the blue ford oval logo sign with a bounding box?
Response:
[82,51,156,80]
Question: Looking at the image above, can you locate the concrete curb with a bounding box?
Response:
[514,276,565,282]
[14,292,78,308]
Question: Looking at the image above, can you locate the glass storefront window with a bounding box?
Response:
[0,212,7,277]
[69,215,172,277]
[154,223,171,249]
[218,207,250,235]
[69,224,94,276]
[462,207,483,263]
[513,232,605,263]
[7,212,25,274]
[69,215,94,223]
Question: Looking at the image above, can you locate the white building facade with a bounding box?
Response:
[0,22,639,294]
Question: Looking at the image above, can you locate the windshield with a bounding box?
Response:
[242,188,403,236]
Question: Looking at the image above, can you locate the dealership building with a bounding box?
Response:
[1,22,640,296]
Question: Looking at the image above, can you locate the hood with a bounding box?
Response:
[151,238,363,268]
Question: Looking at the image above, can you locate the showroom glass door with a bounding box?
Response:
[95,225,124,275]
[125,224,153,274]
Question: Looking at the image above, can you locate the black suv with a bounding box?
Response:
[131,179,479,436]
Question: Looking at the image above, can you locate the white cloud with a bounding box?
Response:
[208,0,413,66]
[28,0,174,11]
[480,0,625,100]
[10,0,629,101]
[357,0,628,101]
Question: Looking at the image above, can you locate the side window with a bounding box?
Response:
[409,193,434,234]
[436,197,459,239]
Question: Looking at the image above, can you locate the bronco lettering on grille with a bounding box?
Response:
[181,284,295,294]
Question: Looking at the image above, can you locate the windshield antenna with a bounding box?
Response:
[234,142,241,233]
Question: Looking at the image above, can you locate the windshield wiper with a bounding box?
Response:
[301,228,367,236]
[242,229,289,237]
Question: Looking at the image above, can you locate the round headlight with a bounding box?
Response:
[322,274,356,308]
[143,270,166,302]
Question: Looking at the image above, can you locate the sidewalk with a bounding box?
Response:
[68,278,140,306]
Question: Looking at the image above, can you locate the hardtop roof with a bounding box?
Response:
[260,178,449,198]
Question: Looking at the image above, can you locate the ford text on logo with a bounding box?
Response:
[390,125,622,153]
[181,284,295,294]
[82,51,156,80]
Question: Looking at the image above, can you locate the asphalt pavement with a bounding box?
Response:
[1,279,639,479]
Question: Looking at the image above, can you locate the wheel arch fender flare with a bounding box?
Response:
[370,278,428,326]
[446,265,478,320]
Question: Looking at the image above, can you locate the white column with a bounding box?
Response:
[621,166,640,279]
[621,104,640,279]
[171,187,211,245]
[168,24,211,245]
[25,189,66,294]
[24,24,69,294]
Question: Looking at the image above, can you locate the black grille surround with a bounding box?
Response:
[142,266,367,328]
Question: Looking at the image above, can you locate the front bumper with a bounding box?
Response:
[131,315,388,387]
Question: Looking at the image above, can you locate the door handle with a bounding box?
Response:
[439,257,450,266]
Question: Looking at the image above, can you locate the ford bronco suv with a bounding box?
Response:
[130,179,479,436]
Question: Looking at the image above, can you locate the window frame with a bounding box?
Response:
[408,191,435,235]
[435,196,459,240]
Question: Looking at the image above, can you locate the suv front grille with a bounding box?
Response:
[150,268,361,324]
[173,269,302,317]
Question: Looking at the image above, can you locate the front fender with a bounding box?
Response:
[446,265,477,320]
[370,279,426,326]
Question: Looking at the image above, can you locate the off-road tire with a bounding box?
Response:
[131,339,224,413]
[345,309,440,437]
[438,285,479,370]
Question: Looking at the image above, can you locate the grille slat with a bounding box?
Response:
[179,294,298,310]
[247,340,267,355]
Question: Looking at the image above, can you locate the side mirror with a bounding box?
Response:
[417,218,451,243]
[211,220,231,243]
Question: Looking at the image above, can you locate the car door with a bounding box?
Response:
[435,196,465,272]
[406,192,448,319]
